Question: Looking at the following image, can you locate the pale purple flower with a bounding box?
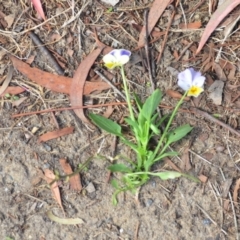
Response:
[178,68,205,97]
[103,49,131,69]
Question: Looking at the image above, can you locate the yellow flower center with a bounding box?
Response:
[187,86,203,97]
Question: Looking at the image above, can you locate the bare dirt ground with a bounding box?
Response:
[0,0,240,239]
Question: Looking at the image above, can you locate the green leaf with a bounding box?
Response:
[111,179,119,189]
[154,171,182,180]
[150,123,160,135]
[89,113,122,137]
[141,89,162,121]
[153,151,179,162]
[166,124,193,145]
[133,93,143,111]
[124,117,139,132]
[108,164,132,173]
[121,138,138,152]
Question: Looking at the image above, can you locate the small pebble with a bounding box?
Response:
[86,182,95,193]
[145,198,153,207]
[42,143,51,152]
[202,218,212,225]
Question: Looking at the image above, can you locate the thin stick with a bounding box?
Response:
[94,69,126,100]
[190,107,240,137]
[144,9,154,92]
[12,103,191,118]
[157,8,175,63]
[134,221,140,240]
[196,204,228,235]
[28,32,64,75]
[219,168,238,240]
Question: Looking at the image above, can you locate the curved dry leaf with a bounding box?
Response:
[196,0,240,53]
[138,0,171,47]
[233,178,240,206]
[38,127,74,143]
[166,89,190,101]
[31,0,46,20]
[47,210,84,225]
[44,169,64,212]
[70,47,104,124]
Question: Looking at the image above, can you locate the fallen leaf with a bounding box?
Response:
[103,105,114,118]
[179,21,202,29]
[221,178,233,198]
[44,169,64,212]
[233,178,240,206]
[0,86,25,97]
[47,210,84,225]
[70,46,104,124]
[181,148,191,171]
[31,0,46,20]
[196,0,240,53]
[4,14,15,28]
[213,62,227,81]
[0,66,13,96]
[138,0,171,47]
[10,55,110,95]
[59,159,82,191]
[38,126,74,143]
[166,89,190,101]
[208,80,224,105]
[198,174,208,183]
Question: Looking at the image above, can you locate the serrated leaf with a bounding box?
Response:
[108,164,132,173]
[166,124,193,145]
[47,210,84,225]
[89,113,122,137]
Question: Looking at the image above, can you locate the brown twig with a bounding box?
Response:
[190,107,240,137]
[144,9,154,92]
[28,31,64,75]
[157,7,176,63]
[12,103,191,118]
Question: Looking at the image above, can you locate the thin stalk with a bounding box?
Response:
[152,91,188,158]
[120,66,135,121]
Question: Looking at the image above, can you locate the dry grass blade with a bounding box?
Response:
[44,169,64,213]
[70,46,104,124]
[59,159,82,191]
[0,66,13,96]
[47,210,84,225]
[38,127,74,143]
[233,178,240,206]
[138,0,171,47]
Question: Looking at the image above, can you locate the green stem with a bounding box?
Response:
[152,91,188,158]
[120,66,134,121]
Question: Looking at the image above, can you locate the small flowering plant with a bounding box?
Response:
[90,49,204,204]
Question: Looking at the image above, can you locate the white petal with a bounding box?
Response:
[103,53,116,64]
[177,68,193,91]
[192,76,205,87]
[189,68,202,79]
[178,78,192,91]
[118,55,130,65]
